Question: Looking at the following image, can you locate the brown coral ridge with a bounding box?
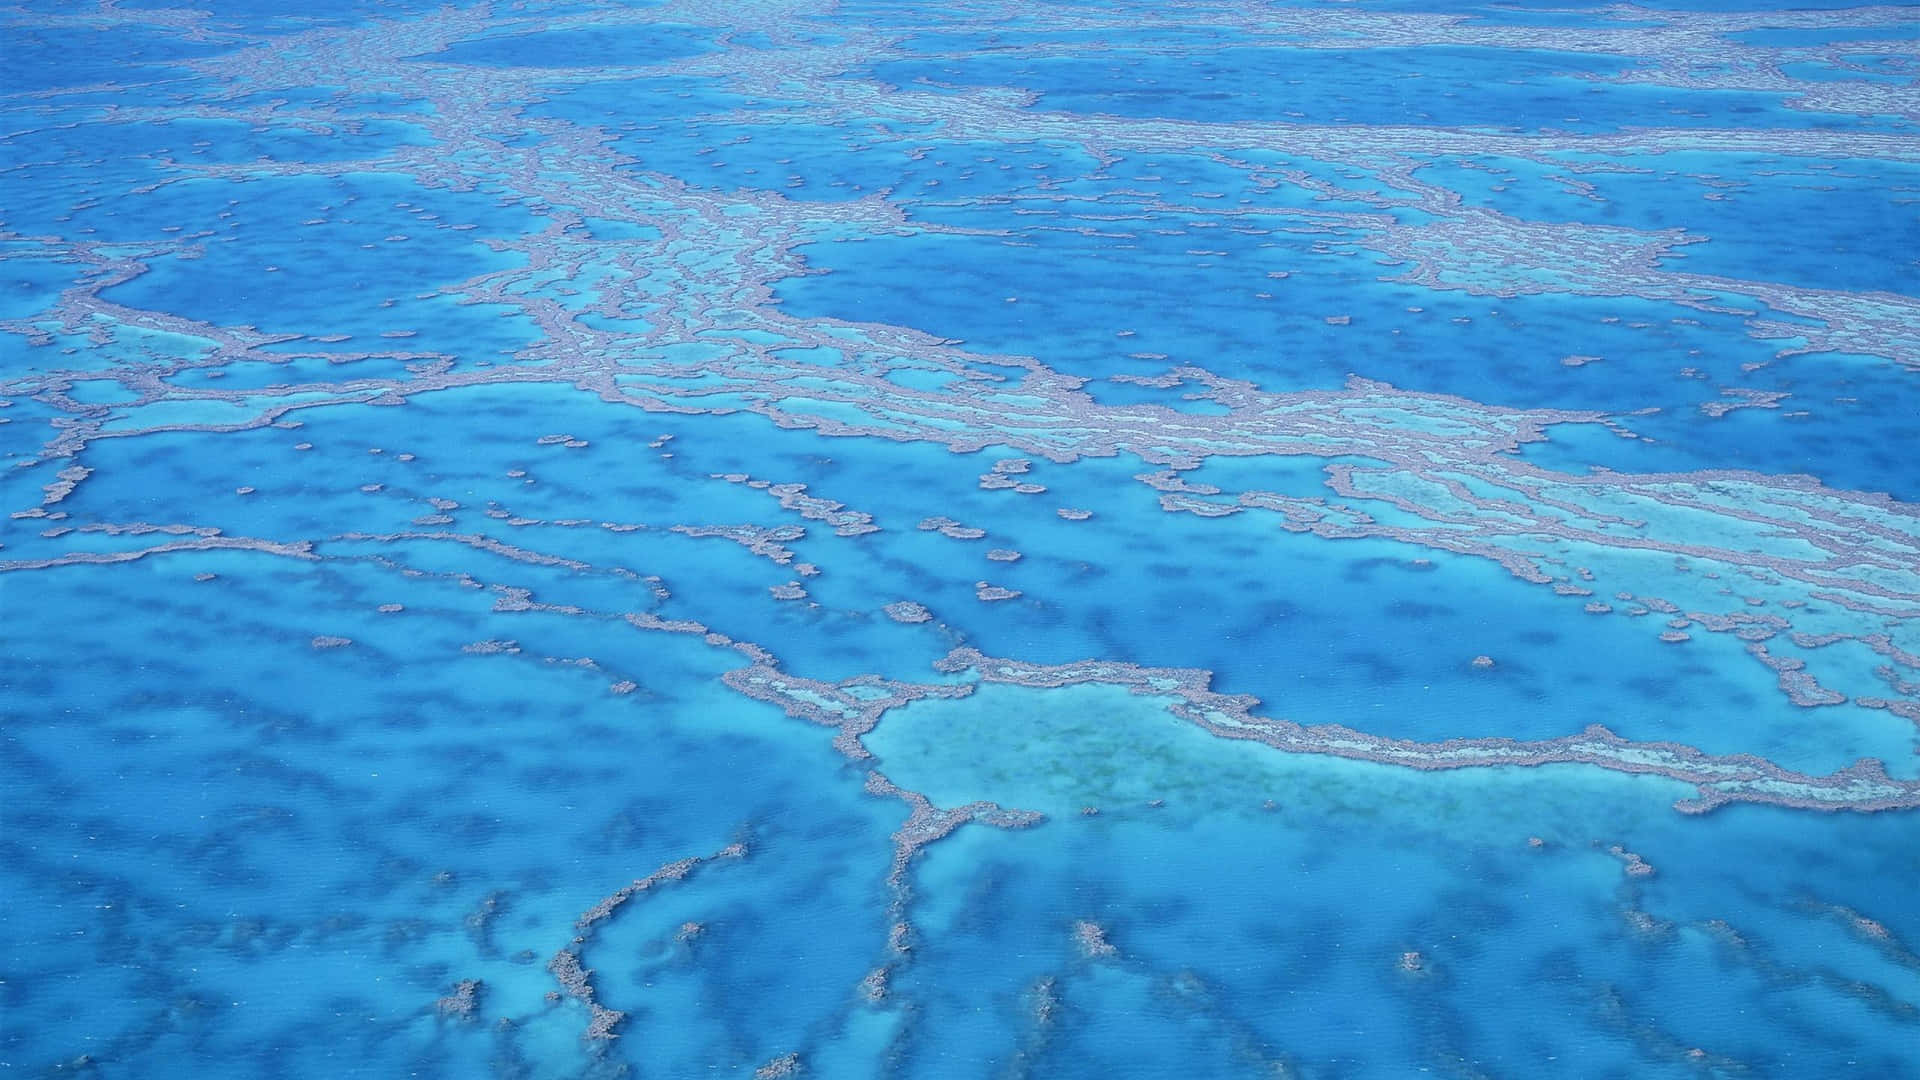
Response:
[755,1052,803,1078]
[548,840,749,1041]
[435,978,483,1022]
[722,662,975,760]
[853,771,1046,1011]
[1072,919,1118,960]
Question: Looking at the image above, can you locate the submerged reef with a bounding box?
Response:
[3,0,1918,1076]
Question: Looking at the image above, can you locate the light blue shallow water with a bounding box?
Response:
[3,0,1919,1077]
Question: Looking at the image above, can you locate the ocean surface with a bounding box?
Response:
[2,0,1918,1076]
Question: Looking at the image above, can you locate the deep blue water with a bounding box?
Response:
[4,1,1919,1077]
[863,43,1906,133]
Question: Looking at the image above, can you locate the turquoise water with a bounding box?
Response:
[4,0,1918,1077]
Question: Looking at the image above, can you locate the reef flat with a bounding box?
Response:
[2,0,1917,1076]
